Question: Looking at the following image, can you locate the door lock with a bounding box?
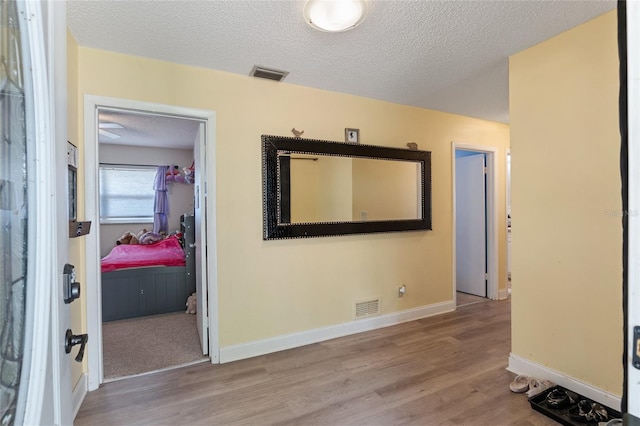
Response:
[65,329,88,363]
[63,263,81,304]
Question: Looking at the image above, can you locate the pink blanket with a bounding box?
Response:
[101,236,186,273]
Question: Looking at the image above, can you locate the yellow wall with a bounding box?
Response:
[509,11,622,395]
[73,44,509,349]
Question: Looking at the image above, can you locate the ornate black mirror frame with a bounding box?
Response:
[262,135,432,240]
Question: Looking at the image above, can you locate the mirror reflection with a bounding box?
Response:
[281,153,421,224]
[262,134,431,240]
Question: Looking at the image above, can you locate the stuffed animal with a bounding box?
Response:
[116,231,139,245]
[183,165,195,184]
[138,231,164,245]
[136,228,148,241]
[185,292,197,314]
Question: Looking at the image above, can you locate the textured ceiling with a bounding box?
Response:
[98,110,201,149]
[68,0,616,138]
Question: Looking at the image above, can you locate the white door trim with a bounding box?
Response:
[83,95,219,391]
[451,142,499,302]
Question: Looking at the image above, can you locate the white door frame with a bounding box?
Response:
[451,142,500,302]
[506,149,511,282]
[83,95,219,391]
[626,0,639,417]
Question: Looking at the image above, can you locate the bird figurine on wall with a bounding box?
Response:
[291,128,304,138]
[407,142,418,150]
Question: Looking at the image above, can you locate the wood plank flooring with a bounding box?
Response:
[75,298,556,425]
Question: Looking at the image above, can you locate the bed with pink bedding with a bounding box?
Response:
[101,236,186,273]
[101,215,196,322]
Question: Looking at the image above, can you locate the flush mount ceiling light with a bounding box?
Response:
[98,122,123,139]
[303,0,368,33]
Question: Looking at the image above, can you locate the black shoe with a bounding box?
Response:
[545,388,573,409]
[568,400,609,423]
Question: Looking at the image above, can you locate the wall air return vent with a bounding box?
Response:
[354,298,380,319]
[250,65,289,82]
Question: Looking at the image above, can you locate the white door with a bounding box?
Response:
[455,153,487,297]
[4,0,73,424]
[626,0,640,419]
[194,123,209,355]
[49,0,75,421]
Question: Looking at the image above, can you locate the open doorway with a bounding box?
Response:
[452,142,499,306]
[84,96,218,391]
[97,108,206,381]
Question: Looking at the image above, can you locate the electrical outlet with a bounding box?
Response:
[398,285,406,297]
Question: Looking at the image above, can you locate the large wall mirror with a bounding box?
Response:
[262,135,432,239]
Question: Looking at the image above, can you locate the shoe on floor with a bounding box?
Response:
[509,375,530,393]
[525,379,554,397]
[569,400,609,423]
[545,388,575,409]
[598,419,622,426]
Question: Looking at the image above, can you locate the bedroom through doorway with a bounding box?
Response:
[96,108,208,381]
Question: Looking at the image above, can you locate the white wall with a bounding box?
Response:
[98,144,194,256]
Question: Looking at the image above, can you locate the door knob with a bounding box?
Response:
[65,329,88,362]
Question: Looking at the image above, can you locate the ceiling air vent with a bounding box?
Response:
[354,298,380,319]
[250,65,289,82]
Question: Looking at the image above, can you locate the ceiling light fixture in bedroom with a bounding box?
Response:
[303,0,368,33]
[98,122,123,139]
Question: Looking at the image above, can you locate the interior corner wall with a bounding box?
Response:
[509,10,622,395]
[75,45,510,349]
[66,30,86,389]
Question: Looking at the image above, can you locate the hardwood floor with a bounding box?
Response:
[75,298,556,425]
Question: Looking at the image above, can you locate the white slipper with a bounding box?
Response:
[509,375,530,393]
[525,379,554,397]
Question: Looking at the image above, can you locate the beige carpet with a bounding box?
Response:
[456,291,488,307]
[102,312,207,380]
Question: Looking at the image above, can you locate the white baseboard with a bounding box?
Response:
[498,288,509,300]
[508,353,621,411]
[72,373,88,420]
[220,301,455,363]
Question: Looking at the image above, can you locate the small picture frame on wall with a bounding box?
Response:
[345,128,360,144]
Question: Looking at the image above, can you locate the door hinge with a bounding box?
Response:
[485,273,488,280]
[483,166,488,174]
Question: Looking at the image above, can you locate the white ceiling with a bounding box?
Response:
[98,109,201,149]
[69,0,616,147]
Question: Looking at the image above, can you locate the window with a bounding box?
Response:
[99,164,157,224]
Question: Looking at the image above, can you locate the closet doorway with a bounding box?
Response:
[84,97,219,390]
